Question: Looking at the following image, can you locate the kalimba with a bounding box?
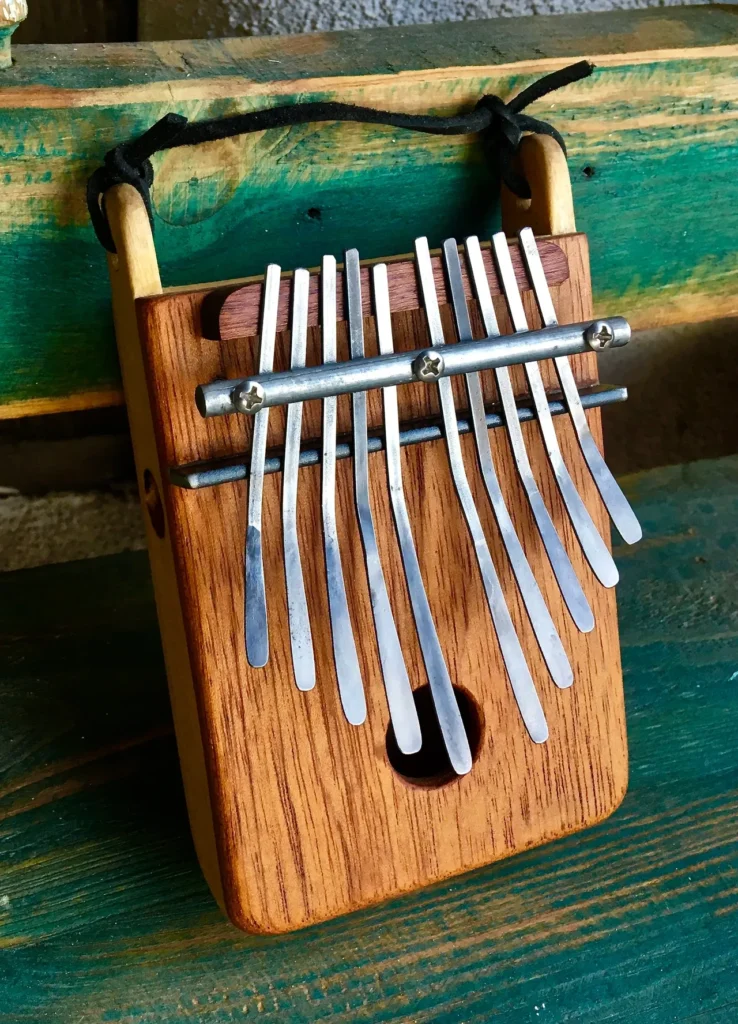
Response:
[105,136,639,933]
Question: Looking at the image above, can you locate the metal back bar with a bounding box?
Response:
[173,384,627,490]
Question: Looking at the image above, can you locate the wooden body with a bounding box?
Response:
[107,159,626,930]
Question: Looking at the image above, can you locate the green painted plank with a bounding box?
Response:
[1,53,737,411]
[2,455,738,1020]
[0,7,737,411]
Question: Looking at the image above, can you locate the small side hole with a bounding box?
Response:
[386,685,483,787]
[582,165,596,178]
[143,469,166,540]
[306,207,322,221]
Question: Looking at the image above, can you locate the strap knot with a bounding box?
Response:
[86,112,188,252]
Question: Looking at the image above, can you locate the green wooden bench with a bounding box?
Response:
[3,456,737,1018]
[2,5,738,1018]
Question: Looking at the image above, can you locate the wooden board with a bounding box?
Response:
[0,6,738,416]
[1,454,736,1015]
[129,226,625,933]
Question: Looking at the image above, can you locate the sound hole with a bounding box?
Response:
[386,685,483,787]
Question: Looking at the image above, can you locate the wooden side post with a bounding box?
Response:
[105,183,225,908]
[501,134,576,237]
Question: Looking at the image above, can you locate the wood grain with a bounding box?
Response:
[130,216,625,932]
[501,135,577,238]
[1,455,736,1018]
[205,239,569,342]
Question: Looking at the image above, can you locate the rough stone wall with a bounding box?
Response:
[141,0,703,39]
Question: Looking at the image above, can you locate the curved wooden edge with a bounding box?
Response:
[105,184,162,301]
[105,184,226,911]
[501,134,576,237]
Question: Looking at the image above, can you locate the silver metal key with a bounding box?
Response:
[282,268,316,691]
[464,236,594,633]
[373,262,471,773]
[345,249,422,754]
[321,255,367,726]
[518,227,642,546]
[443,238,573,689]
[415,236,548,744]
[492,232,619,589]
[245,262,280,667]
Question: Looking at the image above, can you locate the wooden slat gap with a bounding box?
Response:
[201,239,570,342]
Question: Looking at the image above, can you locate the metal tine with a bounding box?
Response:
[321,255,367,726]
[345,249,422,754]
[442,239,573,689]
[465,237,594,633]
[244,262,280,667]
[518,227,643,545]
[373,263,471,774]
[415,236,548,744]
[491,232,619,590]
[282,268,316,691]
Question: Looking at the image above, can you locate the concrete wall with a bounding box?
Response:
[139,0,703,39]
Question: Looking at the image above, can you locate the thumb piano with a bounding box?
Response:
[105,136,639,933]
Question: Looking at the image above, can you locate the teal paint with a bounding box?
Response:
[0,37,737,406]
[1,87,736,405]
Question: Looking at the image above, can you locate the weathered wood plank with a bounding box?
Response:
[13,7,737,87]
[2,454,738,1017]
[1,6,737,415]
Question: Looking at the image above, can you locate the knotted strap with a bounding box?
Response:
[87,59,594,253]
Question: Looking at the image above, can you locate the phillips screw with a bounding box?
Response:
[413,350,445,381]
[585,321,615,351]
[233,380,266,414]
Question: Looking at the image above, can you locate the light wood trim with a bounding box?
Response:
[105,183,224,908]
[501,134,576,237]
